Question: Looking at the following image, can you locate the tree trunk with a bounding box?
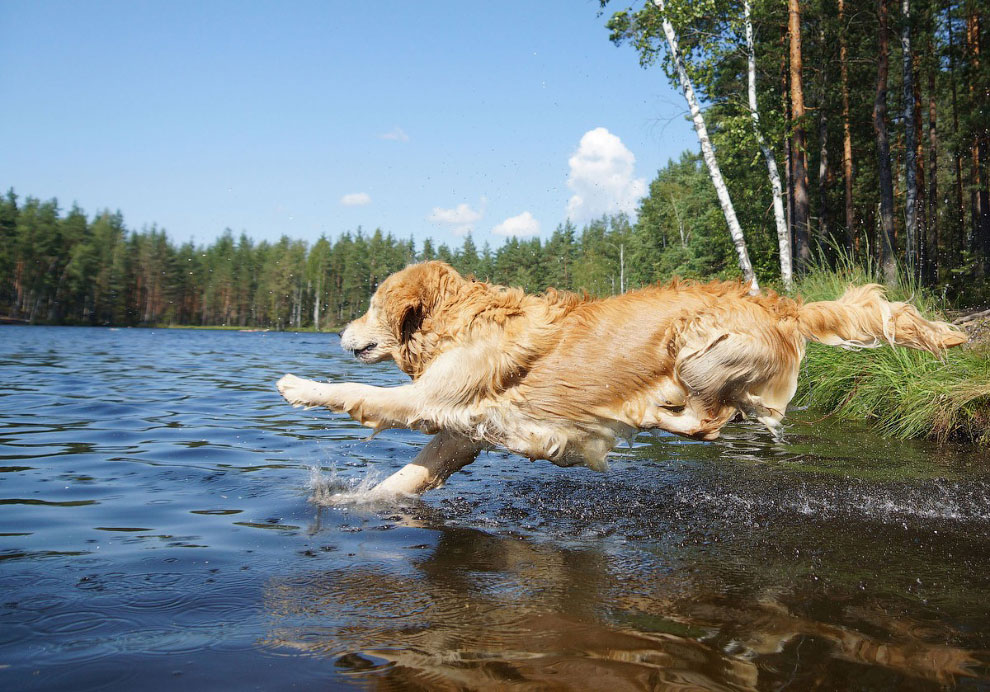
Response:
[783,42,794,251]
[293,286,302,329]
[839,0,856,251]
[913,53,928,284]
[785,134,793,251]
[902,0,918,276]
[619,243,625,294]
[949,6,966,262]
[789,0,811,270]
[968,9,989,272]
[875,0,898,285]
[745,0,792,290]
[654,0,759,290]
[927,44,939,283]
[818,23,830,249]
[668,192,687,247]
[12,260,23,319]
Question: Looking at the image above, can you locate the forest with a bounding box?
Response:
[1,0,987,329]
[602,0,988,294]
[0,186,670,329]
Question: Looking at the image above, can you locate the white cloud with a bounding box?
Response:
[340,192,371,207]
[427,197,485,236]
[379,126,409,142]
[565,127,647,223]
[493,211,540,237]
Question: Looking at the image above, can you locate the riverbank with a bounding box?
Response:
[792,266,990,446]
[158,323,343,333]
[5,269,987,446]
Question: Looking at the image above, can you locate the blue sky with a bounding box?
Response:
[1,0,696,249]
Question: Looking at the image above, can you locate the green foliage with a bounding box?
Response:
[604,0,990,296]
[632,151,731,282]
[2,180,987,446]
[798,340,990,445]
[0,150,744,329]
[793,259,990,446]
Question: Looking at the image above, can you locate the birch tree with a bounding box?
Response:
[744,0,791,290]
[651,0,758,290]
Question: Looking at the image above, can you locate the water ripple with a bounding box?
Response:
[1,327,988,690]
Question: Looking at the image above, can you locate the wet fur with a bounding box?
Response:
[278,261,966,481]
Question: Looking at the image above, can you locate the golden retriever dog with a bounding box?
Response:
[277,261,966,496]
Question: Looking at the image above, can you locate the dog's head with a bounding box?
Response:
[340,261,464,375]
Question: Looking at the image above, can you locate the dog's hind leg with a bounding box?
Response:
[670,327,800,441]
[371,430,484,496]
[738,367,799,440]
[738,393,785,440]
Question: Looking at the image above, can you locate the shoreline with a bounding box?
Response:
[6,272,988,447]
[0,322,343,334]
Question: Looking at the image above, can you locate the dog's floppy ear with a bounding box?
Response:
[384,261,460,343]
[400,304,423,343]
[381,287,422,344]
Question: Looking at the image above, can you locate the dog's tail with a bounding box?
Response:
[796,284,967,354]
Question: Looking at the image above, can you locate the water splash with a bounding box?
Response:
[686,478,990,524]
[306,465,407,507]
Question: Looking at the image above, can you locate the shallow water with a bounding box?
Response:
[1,326,989,690]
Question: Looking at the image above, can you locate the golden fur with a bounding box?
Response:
[277,261,966,491]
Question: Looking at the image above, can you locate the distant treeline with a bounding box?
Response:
[0,149,763,329]
[0,156,739,329]
[2,138,987,330]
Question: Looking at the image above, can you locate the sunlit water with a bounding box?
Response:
[2,326,989,690]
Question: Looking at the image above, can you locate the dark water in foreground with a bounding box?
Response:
[2,326,989,690]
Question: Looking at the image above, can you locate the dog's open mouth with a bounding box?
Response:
[353,343,378,360]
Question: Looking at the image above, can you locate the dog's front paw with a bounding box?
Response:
[277,373,324,409]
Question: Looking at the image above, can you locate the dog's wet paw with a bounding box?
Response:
[277,373,322,409]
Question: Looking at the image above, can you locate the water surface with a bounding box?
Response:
[1,326,988,690]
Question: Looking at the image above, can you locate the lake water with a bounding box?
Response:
[1,326,989,690]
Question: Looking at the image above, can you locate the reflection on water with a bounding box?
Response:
[276,460,990,690]
[1,326,989,690]
[264,532,981,690]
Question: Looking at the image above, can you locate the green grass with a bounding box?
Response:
[791,258,990,446]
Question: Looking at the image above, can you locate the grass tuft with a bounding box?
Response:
[792,256,990,447]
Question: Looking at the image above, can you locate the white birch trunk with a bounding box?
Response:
[668,192,687,246]
[744,0,792,290]
[654,0,759,292]
[312,277,321,331]
[619,243,625,293]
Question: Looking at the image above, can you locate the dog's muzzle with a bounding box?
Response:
[352,342,378,360]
